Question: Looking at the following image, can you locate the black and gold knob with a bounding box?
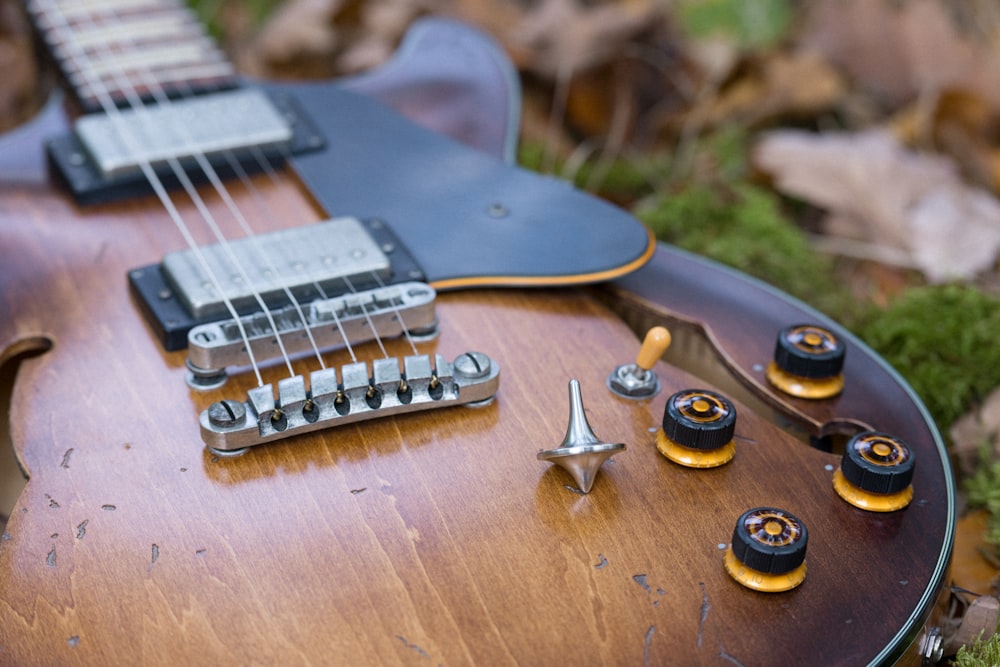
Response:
[833,432,915,512]
[656,389,736,468]
[766,324,846,399]
[724,507,808,592]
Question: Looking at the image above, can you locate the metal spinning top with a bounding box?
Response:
[537,379,626,493]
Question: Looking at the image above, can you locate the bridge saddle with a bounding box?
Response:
[201,352,500,453]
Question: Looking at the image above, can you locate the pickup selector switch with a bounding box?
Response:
[833,432,915,512]
[766,324,845,399]
[656,389,736,468]
[724,507,808,592]
[607,326,671,399]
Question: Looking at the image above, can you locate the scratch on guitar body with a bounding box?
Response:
[93,241,109,264]
[643,625,656,667]
[697,582,710,649]
[719,642,746,666]
[396,635,430,659]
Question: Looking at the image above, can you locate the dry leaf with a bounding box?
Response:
[336,1,423,73]
[952,510,1000,596]
[892,88,1000,194]
[670,50,845,133]
[755,129,1000,282]
[951,385,1000,477]
[507,0,660,77]
[800,0,1000,108]
[254,0,341,64]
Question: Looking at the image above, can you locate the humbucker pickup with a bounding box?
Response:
[48,88,325,203]
[75,88,292,179]
[200,352,500,453]
[129,217,428,352]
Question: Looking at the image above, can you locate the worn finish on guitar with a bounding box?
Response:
[0,157,952,666]
[0,11,952,667]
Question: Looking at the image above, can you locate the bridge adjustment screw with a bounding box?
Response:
[454,352,491,379]
[207,400,246,428]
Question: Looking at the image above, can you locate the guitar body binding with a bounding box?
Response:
[0,6,956,666]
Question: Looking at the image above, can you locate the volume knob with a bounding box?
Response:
[656,389,736,468]
[766,324,845,399]
[724,507,808,592]
[833,432,915,511]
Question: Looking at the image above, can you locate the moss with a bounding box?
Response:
[186,0,282,39]
[856,285,1000,432]
[636,182,851,318]
[966,445,1000,548]
[955,631,1000,667]
[677,0,794,49]
[518,141,668,203]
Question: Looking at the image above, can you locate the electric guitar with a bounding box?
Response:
[0,1,954,665]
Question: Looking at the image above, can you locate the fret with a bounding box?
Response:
[73,62,237,98]
[25,0,239,110]
[45,13,197,50]
[62,42,222,78]
[30,0,163,20]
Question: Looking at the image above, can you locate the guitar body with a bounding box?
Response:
[0,11,952,667]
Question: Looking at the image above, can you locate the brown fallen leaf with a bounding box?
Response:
[952,510,1000,596]
[755,129,1000,282]
[253,0,341,65]
[661,50,846,135]
[892,88,1000,194]
[507,0,660,77]
[799,0,1000,109]
[951,385,1000,478]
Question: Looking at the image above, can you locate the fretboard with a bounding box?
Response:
[25,0,239,112]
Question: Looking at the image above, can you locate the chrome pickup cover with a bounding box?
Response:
[200,352,500,452]
[75,88,292,178]
[162,217,392,320]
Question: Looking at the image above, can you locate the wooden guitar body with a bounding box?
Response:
[0,10,953,667]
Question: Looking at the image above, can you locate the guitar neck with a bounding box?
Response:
[25,0,239,112]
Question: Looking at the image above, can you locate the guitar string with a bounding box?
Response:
[91,9,335,376]
[162,37,423,364]
[42,0,425,396]
[43,0,307,384]
[34,0,269,386]
[227,143,427,401]
[219,144,361,365]
[164,33,422,369]
[227,146,364,363]
[72,1,313,378]
[69,0,418,377]
[237,143,421,362]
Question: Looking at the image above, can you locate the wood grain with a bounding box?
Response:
[0,34,953,659]
[0,146,951,666]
